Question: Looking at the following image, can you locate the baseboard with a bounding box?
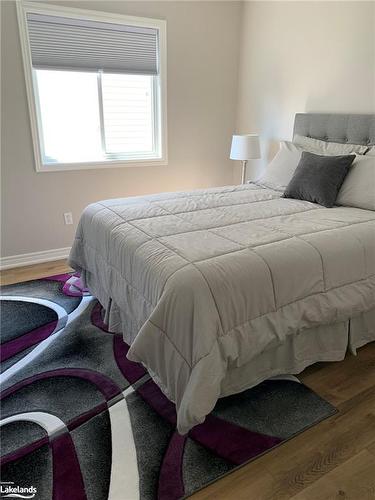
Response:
[0,247,71,270]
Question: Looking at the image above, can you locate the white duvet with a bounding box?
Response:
[69,184,375,433]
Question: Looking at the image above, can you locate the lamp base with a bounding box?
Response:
[241,160,248,184]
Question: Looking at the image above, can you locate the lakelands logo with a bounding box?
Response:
[0,482,37,499]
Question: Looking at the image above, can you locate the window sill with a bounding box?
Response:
[36,157,168,172]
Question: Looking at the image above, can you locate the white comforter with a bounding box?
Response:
[69,184,375,433]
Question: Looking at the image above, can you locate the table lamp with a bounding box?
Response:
[230,134,261,184]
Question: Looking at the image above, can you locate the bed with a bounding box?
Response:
[69,113,375,434]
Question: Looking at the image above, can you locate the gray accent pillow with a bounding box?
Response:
[283,151,355,208]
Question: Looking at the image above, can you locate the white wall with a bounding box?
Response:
[1,0,242,257]
[236,1,375,181]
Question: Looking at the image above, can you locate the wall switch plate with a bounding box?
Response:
[64,212,73,225]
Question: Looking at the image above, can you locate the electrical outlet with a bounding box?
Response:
[64,212,73,225]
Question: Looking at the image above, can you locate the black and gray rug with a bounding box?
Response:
[0,274,336,500]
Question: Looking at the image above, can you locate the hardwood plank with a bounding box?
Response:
[299,343,375,407]
[367,442,375,457]
[290,450,375,500]
[261,401,375,499]
[0,259,72,286]
[193,460,275,500]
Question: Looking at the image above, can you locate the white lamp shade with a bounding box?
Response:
[230,134,261,160]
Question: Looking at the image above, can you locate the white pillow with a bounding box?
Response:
[254,141,302,191]
[294,134,369,156]
[336,155,375,210]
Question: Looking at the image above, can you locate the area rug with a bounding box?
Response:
[0,274,336,500]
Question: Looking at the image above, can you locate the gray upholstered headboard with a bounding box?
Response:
[293,113,375,146]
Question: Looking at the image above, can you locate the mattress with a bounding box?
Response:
[69,184,375,434]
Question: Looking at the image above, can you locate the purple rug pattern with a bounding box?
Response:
[0,274,336,500]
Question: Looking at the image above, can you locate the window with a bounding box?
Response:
[35,71,155,164]
[17,2,167,171]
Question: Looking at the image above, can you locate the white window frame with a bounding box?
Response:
[16,1,168,172]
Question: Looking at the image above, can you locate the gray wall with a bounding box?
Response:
[2,1,375,258]
[1,0,242,256]
[235,1,375,181]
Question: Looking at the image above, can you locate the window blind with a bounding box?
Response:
[26,13,159,75]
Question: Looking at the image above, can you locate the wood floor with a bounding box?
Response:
[1,260,374,500]
[0,259,73,286]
